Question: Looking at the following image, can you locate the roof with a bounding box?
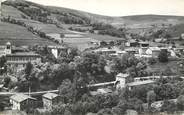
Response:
[94,48,116,52]
[139,41,149,44]
[148,47,160,51]
[10,94,36,103]
[6,42,11,45]
[116,73,129,78]
[128,39,137,43]
[48,45,66,49]
[42,93,59,100]
[88,81,115,87]
[6,52,40,57]
[90,88,112,96]
[97,88,112,94]
[127,80,155,87]
[125,47,138,52]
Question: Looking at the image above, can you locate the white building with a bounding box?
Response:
[48,45,67,58]
[115,73,129,89]
[0,42,12,57]
[10,94,36,111]
[146,47,161,57]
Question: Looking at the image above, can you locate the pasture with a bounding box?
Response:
[0,22,56,46]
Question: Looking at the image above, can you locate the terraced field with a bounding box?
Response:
[0,22,57,46]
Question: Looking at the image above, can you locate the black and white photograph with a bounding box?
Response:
[0,0,184,115]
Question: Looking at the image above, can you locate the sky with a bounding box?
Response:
[2,0,184,16]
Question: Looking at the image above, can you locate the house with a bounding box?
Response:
[42,93,60,110]
[126,39,139,47]
[6,52,41,70]
[93,48,116,55]
[0,42,12,57]
[127,80,155,90]
[139,42,149,48]
[146,47,161,57]
[90,88,112,96]
[181,33,184,39]
[125,47,138,54]
[139,47,148,55]
[115,73,129,89]
[48,45,67,58]
[10,94,36,111]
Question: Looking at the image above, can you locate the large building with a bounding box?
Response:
[6,52,41,69]
[0,42,41,70]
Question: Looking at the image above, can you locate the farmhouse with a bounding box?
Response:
[90,88,112,96]
[127,80,155,90]
[115,73,129,89]
[0,42,12,57]
[146,47,161,57]
[125,39,139,47]
[42,93,60,110]
[48,45,67,58]
[93,48,116,55]
[139,41,149,47]
[10,94,37,111]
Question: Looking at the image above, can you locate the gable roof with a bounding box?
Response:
[42,93,59,100]
[10,94,36,103]
[127,80,155,87]
[116,73,129,78]
[148,47,161,51]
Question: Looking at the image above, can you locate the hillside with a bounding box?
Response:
[1,0,184,48]
[0,21,57,46]
[3,0,184,28]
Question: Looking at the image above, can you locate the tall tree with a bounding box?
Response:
[158,50,168,63]
[147,90,156,110]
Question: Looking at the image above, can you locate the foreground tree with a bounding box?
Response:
[147,90,156,110]
[177,95,184,110]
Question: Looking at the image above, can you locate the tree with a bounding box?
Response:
[25,62,33,79]
[154,83,177,100]
[0,56,6,68]
[147,90,156,110]
[161,100,177,113]
[177,95,184,110]
[158,50,168,63]
[97,108,113,115]
[100,41,107,46]
[3,76,11,88]
[58,79,78,103]
[0,56,6,75]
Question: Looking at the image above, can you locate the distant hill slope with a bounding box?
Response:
[1,0,184,45]
[3,0,184,28]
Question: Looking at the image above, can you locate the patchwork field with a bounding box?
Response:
[0,22,57,46]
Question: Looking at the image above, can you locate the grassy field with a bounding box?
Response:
[0,22,56,46]
[2,5,29,19]
[85,33,125,41]
[25,21,65,34]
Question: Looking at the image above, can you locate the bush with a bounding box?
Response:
[158,50,168,63]
[177,95,184,110]
[161,100,177,113]
[148,58,157,65]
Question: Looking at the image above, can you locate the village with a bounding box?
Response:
[1,0,184,115]
[0,30,184,114]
